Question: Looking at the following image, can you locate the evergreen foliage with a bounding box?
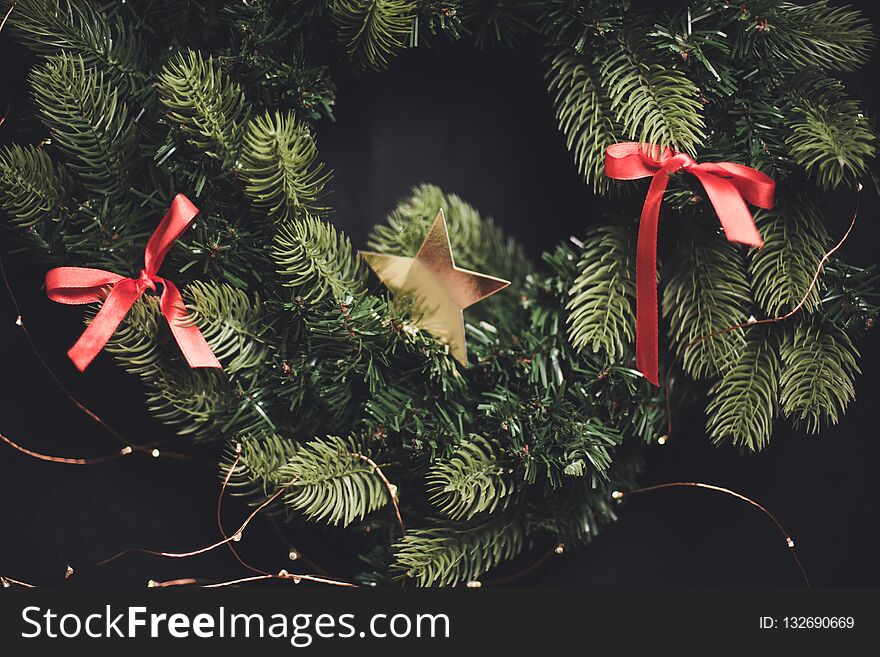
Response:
[158,50,249,170]
[749,197,829,316]
[6,0,147,92]
[599,24,706,153]
[2,0,877,585]
[392,518,525,586]
[779,322,860,433]
[330,0,417,71]
[240,112,330,221]
[426,435,513,521]
[278,436,389,527]
[785,73,876,189]
[566,225,635,362]
[0,145,73,258]
[769,0,875,72]
[662,228,751,379]
[31,53,139,201]
[272,216,366,304]
[705,331,779,451]
[546,48,619,192]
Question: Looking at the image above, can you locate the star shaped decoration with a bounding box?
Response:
[359,209,511,366]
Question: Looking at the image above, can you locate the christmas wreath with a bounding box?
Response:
[0,0,877,586]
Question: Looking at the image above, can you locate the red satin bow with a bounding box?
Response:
[604,142,775,385]
[46,194,221,372]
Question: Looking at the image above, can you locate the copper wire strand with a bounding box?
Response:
[215,449,336,578]
[0,431,133,465]
[1,575,36,588]
[618,482,810,586]
[0,3,14,35]
[97,481,356,587]
[202,573,357,589]
[0,5,13,129]
[484,547,557,586]
[96,488,286,565]
[214,453,337,579]
[148,578,201,588]
[351,453,405,537]
[662,186,862,443]
[217,449,270,576]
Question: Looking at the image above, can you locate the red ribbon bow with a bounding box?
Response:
[604,143,775,385]
[46,194,221,372]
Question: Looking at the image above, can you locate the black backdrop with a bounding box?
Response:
[1,4,878,587]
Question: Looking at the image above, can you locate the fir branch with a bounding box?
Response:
[819,259,880,338]
[539,0,625,52]
[546,48,620,193]
[158,50,249,169]
[185,281,274,374]
[330,0,417,71]
[0,145,73,258]
[771,1,875,73]
[29,53,139,201]
[599,24,706,154]
[240,111,331,221]
[705,331,779,451]
[5,0,146,90]
[662,227,752,379]
[272,215,366,304]
[224,435,301,499]
[785,73,876,190]
[778,322,859,433]
[391,517,525,586]
[463,0,537,49]
[426,435,513,521]
[103,297,257,441]
[277,436,389,527]
[748,196,829,317]
[566,224,635,361]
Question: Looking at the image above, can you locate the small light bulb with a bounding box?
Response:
[747,315,757,325]
[2,577,10,588]
[288,549,300,561]
[554,544,565,555]
[465,580,482,588]
[235,442,243,454]
[278,569,289,578]
[657,435,668,445]
[151,448,160,458]
[120,446,133,455]
[15,315,23,327]
[786,537,795,548]
[231,531,242,542]
[611,490,624,500]
[292,576,302,584]
[65,565,74,579]
[147,580,158,588]
[389,484,398,499]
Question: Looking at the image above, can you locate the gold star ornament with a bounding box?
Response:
[359,209,511,366]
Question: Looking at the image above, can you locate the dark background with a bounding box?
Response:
[1,4,878,587]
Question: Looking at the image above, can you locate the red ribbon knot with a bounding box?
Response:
[46,194,222,372]
[604,142,775,385]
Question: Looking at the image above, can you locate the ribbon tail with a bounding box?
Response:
[158,279,221,369]
[67,279,142,372]
[691,170,763,247]
[635,171,670,386]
